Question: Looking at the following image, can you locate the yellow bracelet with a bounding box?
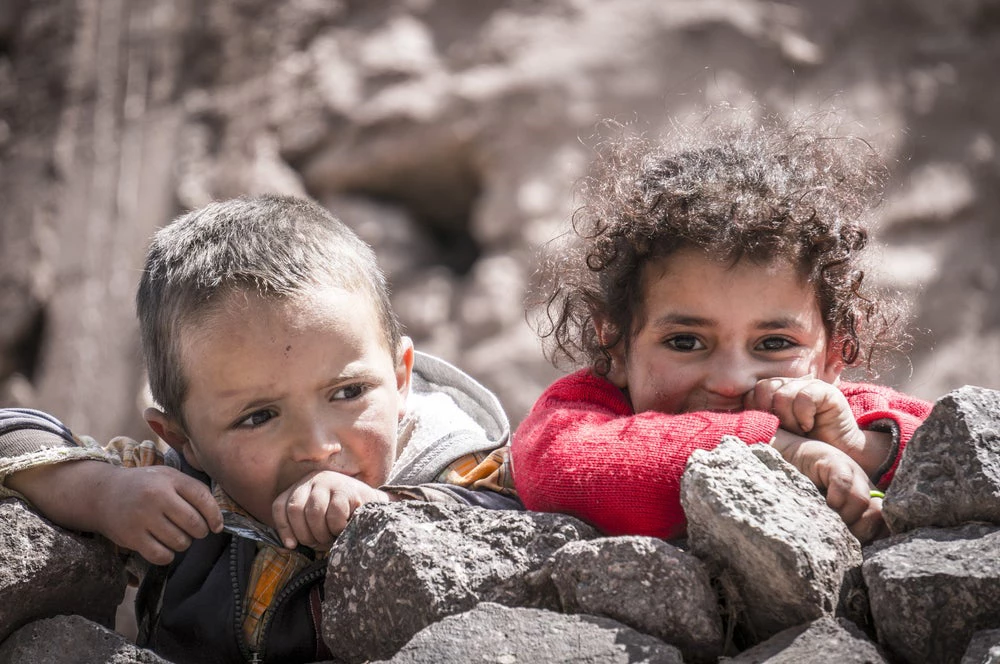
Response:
[869,490,885,499]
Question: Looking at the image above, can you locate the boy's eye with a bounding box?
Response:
[757,336,795,351]
[332,383,367,401]
[237,409,275,428]
[665,335,705,352]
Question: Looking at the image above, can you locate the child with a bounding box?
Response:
[511,116,932,545]
[0,195,518,663]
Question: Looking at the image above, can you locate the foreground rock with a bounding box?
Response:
[322,502,599,663]
[0,614,168,664]
[962,628,1000,664]
[883,386,1000,533]
[863,523,1000,664]
[547,536,723,663]
[681,438,863,643]
[721,617,887,664]
[376,602,684,664]
[0,499,127,642]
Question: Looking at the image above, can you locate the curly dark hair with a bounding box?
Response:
[535,115,909,377]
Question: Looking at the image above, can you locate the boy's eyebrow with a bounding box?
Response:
[753,315,809,331]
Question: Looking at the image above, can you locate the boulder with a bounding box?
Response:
[962,628,1000,664]
[721,616,887,663]
[374,602,684,664]
[863,523,1000,664]
[681,438,863,643]
[547,536,723,663]
[322,501,599,663]
[0,499,127,643]
[883,386,1000,533]
[0,614,168,664]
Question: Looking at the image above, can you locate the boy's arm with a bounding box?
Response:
[510,371,781,540]
[0,409,222,565]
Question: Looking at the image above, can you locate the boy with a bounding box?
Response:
[0,195,518,663]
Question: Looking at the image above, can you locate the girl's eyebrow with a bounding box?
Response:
[754,315,808,331]
[650,313,716,328]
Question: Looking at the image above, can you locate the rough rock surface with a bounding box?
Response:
[0,614,168,664]
[883,386,1000,533]
[721,617,887,664]
[962,629,1000,664]
[0,499,127,642]
[374,602,684,664]
[681,438,863,642]
[863,523,1000,664]
[322,501,599,663]
[547,536,723,663]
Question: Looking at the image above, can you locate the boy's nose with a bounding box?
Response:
[292,424,343,462]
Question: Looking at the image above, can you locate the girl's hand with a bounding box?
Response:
[272,471,397,551]
[747,377,866,457]
[770,429,888,544]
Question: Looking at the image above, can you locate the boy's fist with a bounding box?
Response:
[272,470,398,551]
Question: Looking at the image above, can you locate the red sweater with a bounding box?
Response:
[510,370,932,539]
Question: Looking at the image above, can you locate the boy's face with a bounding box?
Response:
[149,285,412,528]
[603,248,842,415]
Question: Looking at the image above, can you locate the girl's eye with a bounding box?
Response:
[237,409,275,429]
[758,336,795,351]
[665,335,705,352]
[332,383,367,401]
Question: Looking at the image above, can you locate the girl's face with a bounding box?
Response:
[604,248,843,414]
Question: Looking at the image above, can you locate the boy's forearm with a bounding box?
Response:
[6,460,118,534]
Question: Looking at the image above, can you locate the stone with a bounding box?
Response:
[680,438,863,643]
[883,386,1000,533]
[547,536,723,663]
[863,523,1000,664]
[374,602,684,664]
[0,499,127,643]
[322,501,599,663]
[962,628,1000,664]
[722,617,888,663]
[0,615,169,664]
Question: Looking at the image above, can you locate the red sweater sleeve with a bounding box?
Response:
[510,370,780,539]
[839,381,933,488]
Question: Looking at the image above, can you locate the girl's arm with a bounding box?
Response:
[510,370,780,539]
[840,382,933,488]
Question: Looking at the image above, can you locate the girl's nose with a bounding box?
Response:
[704,350,759,399]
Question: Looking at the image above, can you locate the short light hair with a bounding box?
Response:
[137,194,402,422]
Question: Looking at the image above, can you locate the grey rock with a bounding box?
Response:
[322,501,599,663]
[863,523,1000,664]
[883,386,1000,533]
[0,499,127,643]
[963,628,1000,664]
[548,536,723,663]
[721,617,887,663]
[0,614,169,664]
[374,602,685,664]
[680,438,863,643]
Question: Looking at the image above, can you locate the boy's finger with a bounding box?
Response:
[175,477,224,534]
[791,391,817,435]
[135,535,177,567]
[151,516,195,553]
[822,464,869,526]
[272,490,298,550]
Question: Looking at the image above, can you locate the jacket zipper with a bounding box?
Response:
[254,561,327,663]
[230,539,258,663]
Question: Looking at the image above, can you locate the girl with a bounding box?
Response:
[511,116,932,544]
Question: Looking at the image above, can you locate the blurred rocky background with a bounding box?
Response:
[1,0,998,441]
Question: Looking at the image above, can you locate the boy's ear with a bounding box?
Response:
[594,316,628,389]
[395,336,415,420]
[144,407,204,471]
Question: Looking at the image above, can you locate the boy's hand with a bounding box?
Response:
[272,470,397,551]
[96,465,224,565]
[8,461,222,566]
[770,429,888,544]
